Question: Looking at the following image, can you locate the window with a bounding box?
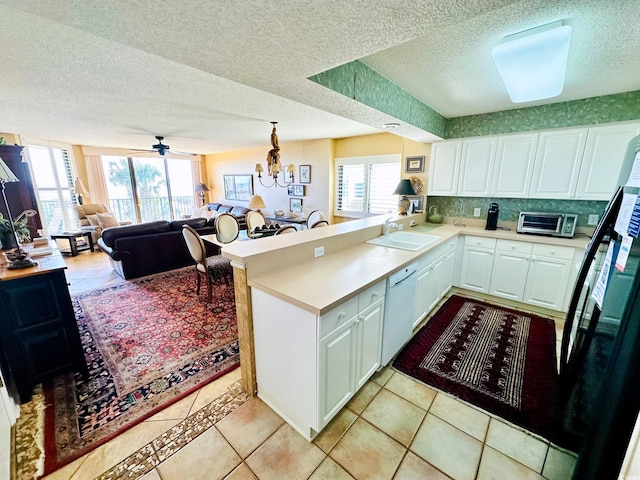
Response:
[24,142,78,234]
[101,155,195,223]
[335,154,400,217]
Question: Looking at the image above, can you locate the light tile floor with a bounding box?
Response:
[28,249,577,480]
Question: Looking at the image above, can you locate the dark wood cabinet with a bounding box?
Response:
[0,265,87,403]
[0,144,42,239]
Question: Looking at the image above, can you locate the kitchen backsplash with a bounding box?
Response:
[426,196,608,228]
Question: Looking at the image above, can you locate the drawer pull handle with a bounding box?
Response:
[339,312,346,319]
[371,292,378,299]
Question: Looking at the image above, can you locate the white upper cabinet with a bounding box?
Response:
[529,128,588,199]
[490,133,538,197]
[428,140,462,195]
[457,137,497,196]
[575,122,640,200]
[429,122,638,200]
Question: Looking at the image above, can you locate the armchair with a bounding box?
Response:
[74,203,130,242]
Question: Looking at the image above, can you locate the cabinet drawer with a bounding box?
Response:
[464,236,496,249]
[320,297,358,338]
[532,243,575,260]
[358,281,385,310]
[495,239,533,255]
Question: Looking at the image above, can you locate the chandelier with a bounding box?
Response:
[255,122,295,188]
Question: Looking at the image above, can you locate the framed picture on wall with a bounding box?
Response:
[287,184,305,196]
[299,165,311,183]
[405,156,425,173]
[406,195,424,212]
[289,198,303,213]
[223,174,254,201]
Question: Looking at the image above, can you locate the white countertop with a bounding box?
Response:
[247,223,591,316]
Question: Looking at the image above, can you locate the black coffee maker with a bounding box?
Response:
[485,202,499,230]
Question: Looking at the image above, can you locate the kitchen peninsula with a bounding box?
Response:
[221,214,590,439]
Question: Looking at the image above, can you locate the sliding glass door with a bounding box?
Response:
[25,143,78,234]
[101,155,194,223]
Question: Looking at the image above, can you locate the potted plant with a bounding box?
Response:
[0,213,30,249]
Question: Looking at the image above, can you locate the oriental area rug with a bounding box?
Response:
[393,295,558,440]
[42,268,239,475]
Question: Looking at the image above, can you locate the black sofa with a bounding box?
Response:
[97,218,219,280]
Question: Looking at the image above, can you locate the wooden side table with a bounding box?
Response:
[50,231,95,256]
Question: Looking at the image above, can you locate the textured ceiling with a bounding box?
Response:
[0,0,638,154]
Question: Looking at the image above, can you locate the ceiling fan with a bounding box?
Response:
[129,136,197,157]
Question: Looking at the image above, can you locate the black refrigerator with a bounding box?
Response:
[559,134,640,479]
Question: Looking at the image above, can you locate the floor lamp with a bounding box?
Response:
[0,156,37,269]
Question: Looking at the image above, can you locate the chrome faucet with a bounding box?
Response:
[384,218,399,236]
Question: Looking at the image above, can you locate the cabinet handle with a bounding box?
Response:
[339,312,346,319]
[371,292,378,299]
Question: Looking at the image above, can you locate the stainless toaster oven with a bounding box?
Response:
[517,212,578,238]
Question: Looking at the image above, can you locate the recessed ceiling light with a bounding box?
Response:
[492,21,572,103]
[382,123,401,130]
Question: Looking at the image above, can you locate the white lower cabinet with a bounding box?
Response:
[414,240,457,328]
[252,281,385,440]
[523,244,574,310]
[489,239,533,301]
[458,236,577,312]
[459,236,496,293]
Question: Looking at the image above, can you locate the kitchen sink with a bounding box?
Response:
[366,232,440,251]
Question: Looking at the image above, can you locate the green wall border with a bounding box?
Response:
[309,60,447,138]
[311,60,640,140]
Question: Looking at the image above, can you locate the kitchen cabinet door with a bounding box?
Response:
[437,251,456,300]
[459,246,494,293]
[428,140,462,196]
[575,122,640,200]
[354,297,384,390]
[489,240,533,301]
[489,251,530,301]
[491,133,538,197]
[530,128,588,199]
[523,256,572,310]
[319,319,357,426]
[457,137,497,197]
[414,264,437,328]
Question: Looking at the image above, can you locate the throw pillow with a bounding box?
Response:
[86,214,99,226]
[96,212,120,228]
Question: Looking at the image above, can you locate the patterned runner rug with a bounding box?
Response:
[43,268,240,475]
[393,295,558,439]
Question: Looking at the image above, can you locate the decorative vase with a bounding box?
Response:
[0,231,16,250]
[428,206,444,224]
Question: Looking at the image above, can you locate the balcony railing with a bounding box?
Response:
[38,195,196,234]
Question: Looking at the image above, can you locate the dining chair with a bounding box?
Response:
[215,213,240,244]
[310,220,329,228]
[182,224,233,302]
[246,210,266,233]
[274,225,297,235]
[306,210,324,229]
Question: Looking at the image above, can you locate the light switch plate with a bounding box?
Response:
[314,246,324,258]
[588,214,599,226]
[474,208,481,217]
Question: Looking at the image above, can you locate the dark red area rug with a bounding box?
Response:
[393,295,558,440]
[43,268,239,476]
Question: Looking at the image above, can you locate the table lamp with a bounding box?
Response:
[194,183,210,206]
[392,179,417,215]
[248,195,266,212]
[0,156,37,269]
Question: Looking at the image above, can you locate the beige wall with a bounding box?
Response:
[205,132,431,223]
[205,138,334,220]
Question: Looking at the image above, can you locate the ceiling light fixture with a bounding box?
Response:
[382,123,401,130]
[255,122,295,188]
[491,21,572,103]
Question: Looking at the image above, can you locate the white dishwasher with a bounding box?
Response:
[381,262,418,365]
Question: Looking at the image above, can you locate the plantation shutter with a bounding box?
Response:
[368,162,400,214]
[335,154,400,217]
